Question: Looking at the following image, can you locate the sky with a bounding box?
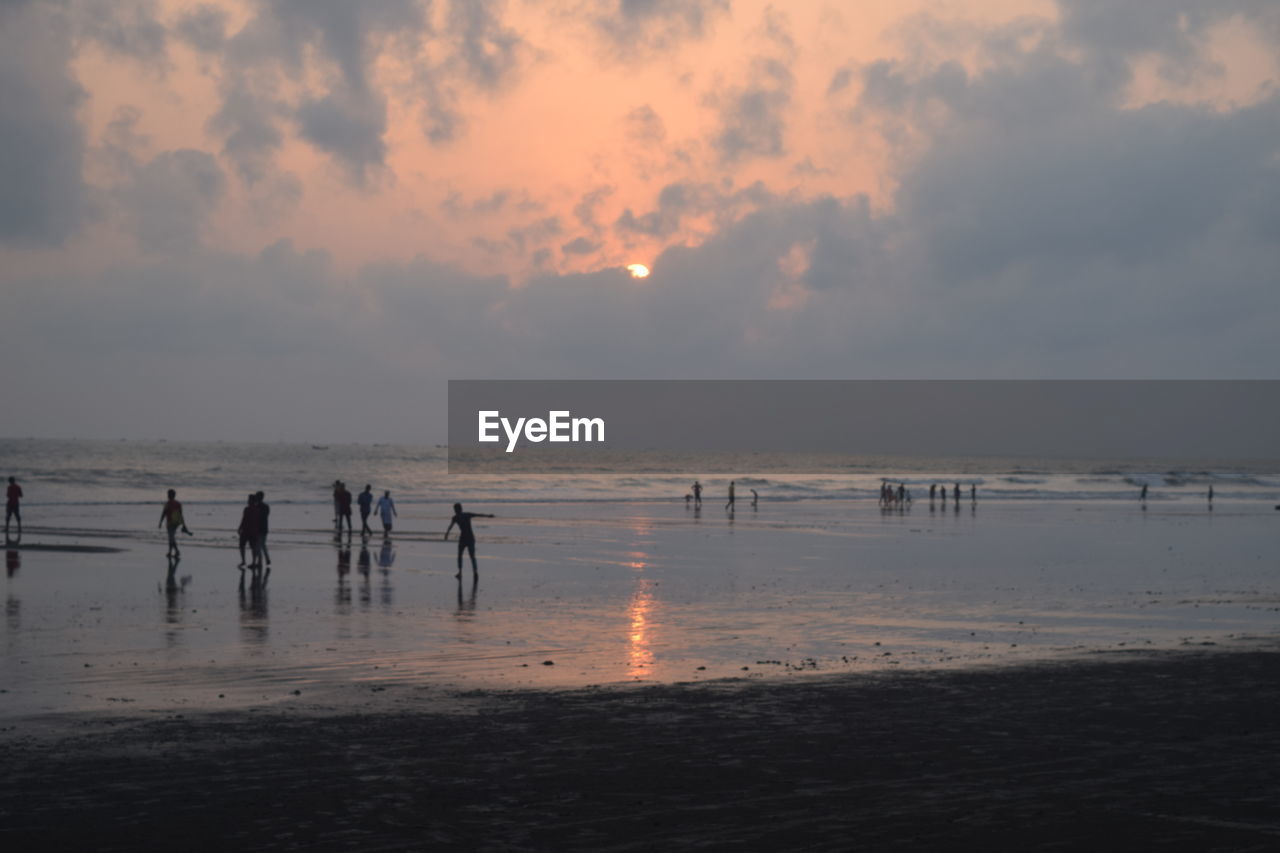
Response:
[2,0,1278,443]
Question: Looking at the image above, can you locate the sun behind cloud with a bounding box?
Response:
[627,263,650,279]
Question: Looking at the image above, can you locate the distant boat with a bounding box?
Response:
[311,445,329,450]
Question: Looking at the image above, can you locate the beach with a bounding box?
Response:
[4,648,1280,850]
[4,477,1280,848]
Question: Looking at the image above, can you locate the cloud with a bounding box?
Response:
[592,0,730,54]
[0,1,90,246]
[561,236,601,255]
[708,10,796,163]
[72,0,169,68]
[445,0,526,90]
[174,4,229,54]
[123,149,227,253]
[205,0,426,184]
[296,89,388,183]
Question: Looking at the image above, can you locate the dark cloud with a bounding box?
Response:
[446,0,526,90]
[441,190,511,219]
[0,1,89,246]
[207,0,425,184]
[593,0,729,53]
[295,89,388,183]
[1056,0,1280,87]
[615,182,709,238]
[73,0,168,68]
[207,82,284,185]
[121,149,227,253]
[174,4,229,54]
[561,236,601,255]
[625,105,666,144]
[708,10,796,164]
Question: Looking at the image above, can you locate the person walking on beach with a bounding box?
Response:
[970,484,976,502]
[726,481,736,511]
[5,477,22,540]
[445,503,494,578]
[751,488,759,509]
[953,483,961,503]
[336,482,353,536]
[255,491,271,567]
[1208,485,1214,508]
[376,490,397,534]
[692,480,703,508]
[332,480,343,532]
[158,489,191,557]
[358,485,374,536]
[1140,483,1148,503]
[237,493,259,567]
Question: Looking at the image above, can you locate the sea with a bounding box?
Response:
[3,438,1278,511]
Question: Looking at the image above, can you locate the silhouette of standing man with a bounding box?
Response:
[726,480,736,512]
[5,477,22,540]
[358,485,374,536]
[336,482,353,536]
[445,502,494,579]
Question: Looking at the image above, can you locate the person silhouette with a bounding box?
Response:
[358,485,374,536]
[255,491,272,567]
[336,482,353,536]
[445,502,494,578]
[5,477,22,540]
[157,489,191,556]
[376,490,397,534]
[726,480,736,512]
[237,493,258,567]
[692,480,702,508]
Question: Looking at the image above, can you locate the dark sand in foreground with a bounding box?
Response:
[4,647,1280,851]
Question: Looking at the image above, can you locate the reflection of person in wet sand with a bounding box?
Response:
[445,503,494,578]
[158,489,192,556]
[6,477,22,540]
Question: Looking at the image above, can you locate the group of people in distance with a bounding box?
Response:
[684,479,759,511]
[152,482,495,579]
[880,481,913,508]
[928,483,977,503]
[333,481,398,537]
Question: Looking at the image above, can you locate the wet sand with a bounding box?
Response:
[3,646,1280,850]
[4,499,1280,847]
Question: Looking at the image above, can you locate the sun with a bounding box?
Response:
[626,263,650,279]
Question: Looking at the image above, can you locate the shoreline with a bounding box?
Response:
[3,645,1280,849]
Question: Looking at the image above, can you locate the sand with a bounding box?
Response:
[3,498,1279,847]
[3,647,1280,850]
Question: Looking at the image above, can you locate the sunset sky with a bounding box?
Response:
[3,0,1278,442]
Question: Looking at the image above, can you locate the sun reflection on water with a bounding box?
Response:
[626,552,656,678]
